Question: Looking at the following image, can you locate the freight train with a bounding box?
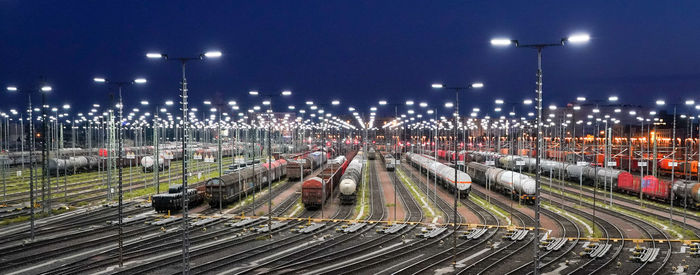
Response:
[301,151,356,209]
[465,150,700,208]
[151,184,204,213]
[465,162,536,203]
[205,158,288,207]
[404,152,471,198]
[339,151,364,204]
[287,151,326,181]
[48,146,155,175]
[45,144,238,175]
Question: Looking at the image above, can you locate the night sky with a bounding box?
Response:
[1,1,700,120]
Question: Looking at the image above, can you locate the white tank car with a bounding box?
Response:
[565,164,585,179]
[339,152,363,204]
[407,152,471,196]
[141,155,168,172]
[435,164,471,192]
[494,170,536,195]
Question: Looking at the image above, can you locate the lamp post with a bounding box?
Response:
[491,33,590,275]
[94,76,146,267]
[147,50,221,274]
[250,89,292,239]
[656,99,681,226]
[431,81,483,267]
[307,100,340,219]
[6,84,51,241]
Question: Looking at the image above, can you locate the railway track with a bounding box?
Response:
[504,207,580,275]
[541,186,674,274]
[543,174,700,237]
[229,158,398,274]
[393,164,502,274]
[455,187,534,274]
[326,162,464,274]
[0,158,222,208]
[102,160,342,274]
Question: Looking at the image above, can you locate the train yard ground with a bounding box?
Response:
[2,156,700,274]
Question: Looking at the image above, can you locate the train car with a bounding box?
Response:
[152,184,203,213]
[581,166,633,191]
[368,148,376,160]
[339,151,363,204]
[466,160,536,203]
[301,155,347,209]
[405,152,470,197]
[641,176,672,201]
[672,181,700,207]
[286,159,306,181]
[261,159,288,183]
[384,154,396,171]
[207,159,288,207]
[141,155,171,172]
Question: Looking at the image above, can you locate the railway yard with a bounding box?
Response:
[3,4,700,273]
[2,141,700,275]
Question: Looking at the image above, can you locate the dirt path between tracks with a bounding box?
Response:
[376,160,404,222]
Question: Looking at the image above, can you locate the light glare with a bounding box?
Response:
[490,38,512,46]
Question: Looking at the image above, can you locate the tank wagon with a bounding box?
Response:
[339,151,364,204]
[405,152,471,197]
[466,150,700,209]
[466,162,536,203]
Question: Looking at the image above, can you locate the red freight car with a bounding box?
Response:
[641,175,671,201]
[301,155,347,209]
[615,173,640,194]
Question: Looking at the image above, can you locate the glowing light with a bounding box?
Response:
[203,51,222,58]
[146,53,163,59]
[567,33,591,43]
[490,38,512,46]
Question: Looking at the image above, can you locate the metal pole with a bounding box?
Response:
[268,101,273,239]
[179,61,190,274]
[394,105,398,224]
[670,106,676,225]
[42,92,52,215]
[26,93,35,240]
[532,47,543,274]
[117,85,124,267]
[452,91,459,267]
[218,110,222,213]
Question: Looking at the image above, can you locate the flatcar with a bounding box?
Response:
[152,184,203,213]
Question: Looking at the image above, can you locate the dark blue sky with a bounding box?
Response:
[1,1,700,119]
